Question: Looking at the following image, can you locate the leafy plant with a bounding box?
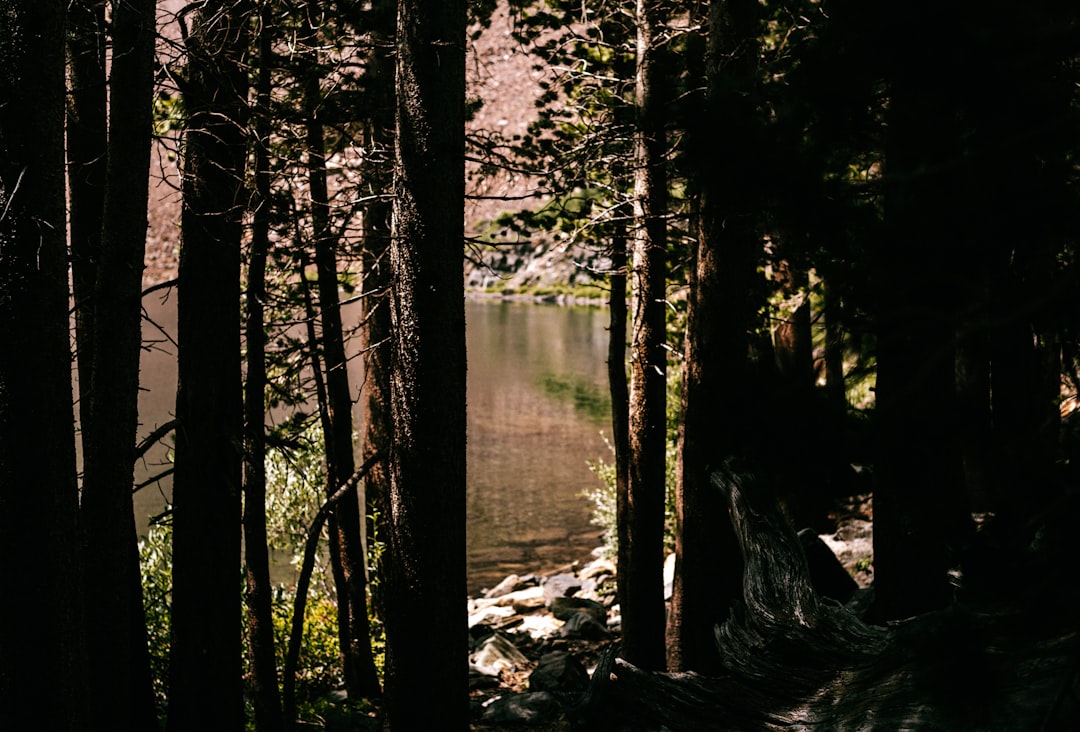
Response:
[139,519,173,711]
[138,421,383,725]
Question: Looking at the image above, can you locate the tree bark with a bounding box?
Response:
[874,5,970,620]
[304,68,382,700]
[0,1,90,726]
[383,0,468,726]
[666,0,761,673]
[168,2,248,728]
[78,0,159,727]
[243,9,284,731]
[621,0,669,674]
[608,210,631,563]
[358,0,395,620]
[66,0,107,400]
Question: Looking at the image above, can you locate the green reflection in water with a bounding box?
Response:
[538,372,611,423]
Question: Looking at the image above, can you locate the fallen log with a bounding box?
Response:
[579,465,1079,730]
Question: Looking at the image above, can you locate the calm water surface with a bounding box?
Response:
[132,295,612,594]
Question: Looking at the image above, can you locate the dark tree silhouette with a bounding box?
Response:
[78,0,160,726]
[620,0,669,674]
[0,1,89,726]
[381,0,469,727]
[872,2,972,620]
[666,0,762,673]
[168,1,249,728]
[67,0,107,397]
[243,6,284,730]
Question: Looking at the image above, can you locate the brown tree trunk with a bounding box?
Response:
[383,0,468,726]
[0,1,90,726]
[304,70,382,700]
[358,0,395,619]
[79,0,159,727]
[621,0,669,674]
[666,0,761,673]
[608,210,631,559]
[772,260,814,394]
[168,2,248,728]
[874,8,969,620]
[243,10,284,731]
[822,282,846,418]
[67,0,107,400]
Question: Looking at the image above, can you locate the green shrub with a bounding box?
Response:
[139,421,384,726]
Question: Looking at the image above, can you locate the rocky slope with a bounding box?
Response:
[143,1,594,294]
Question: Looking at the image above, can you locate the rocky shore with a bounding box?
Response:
[466,496,874,730]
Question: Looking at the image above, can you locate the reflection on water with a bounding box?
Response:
[130,294,613,595]
[466,299,610,593]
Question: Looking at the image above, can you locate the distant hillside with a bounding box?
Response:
[142,0,602,295]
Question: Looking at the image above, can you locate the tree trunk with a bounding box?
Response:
[585,468,1075,732]
[772,260,814,395]
[79,0,159,727]
[0,2,90,726]
[358,0,395,619]
[822,282,846,418]
[666,0,761,673]
[243,9,284,731]
[608,210,631,563]
[383,0,468,726]
[168,2,248,728]
[621,0,669,674]
[874,8,970,619]
[305,69,382,700]
[66,0,107,400]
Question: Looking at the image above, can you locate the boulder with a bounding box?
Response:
[542,573,582,604]
[481,692,566,725]
[485,573,534,599]
[798,528,859,604]
[559,610,610,640]
[471,632,531,677]
[529,651,590,693]
[663,552,676,601]
[549,596,606,624]
[506,585,547,613]
[468,603,516,629]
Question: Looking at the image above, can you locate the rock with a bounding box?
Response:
[505,585,547,613]
[664,552,676,601]
[517,613,564,639]
[580,557,616,581]
[471,632,531,677]
[559,610,610,640]
[476,585,547,612]
[798,528,859,604]
[542,573,582,604]
[529,651,589,693]
[549,596,606,624]
[481,692,566,725]
[468,603,517,629]
[485,573,528,599]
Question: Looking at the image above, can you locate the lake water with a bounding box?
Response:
[132,294,612,595]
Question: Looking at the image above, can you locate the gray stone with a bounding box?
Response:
[529,651,589,693]
[549,595,606,624]
[558,610,610,640]
[542,573,582,604]
[470,632,530,677]
[485,573,528,599]
[481,692,565,725]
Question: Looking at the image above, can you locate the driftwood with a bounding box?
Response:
[580,465,1080,730]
